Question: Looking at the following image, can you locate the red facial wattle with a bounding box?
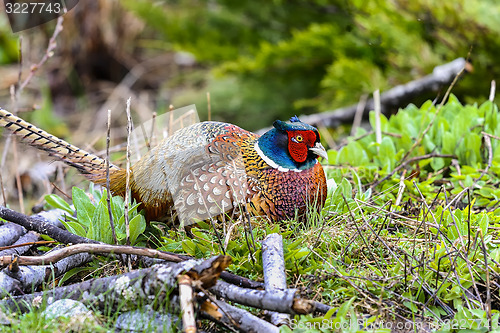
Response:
[287,130,317,163]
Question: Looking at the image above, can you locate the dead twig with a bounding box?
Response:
[178,274,197,333]
[0,243,188,266]
[201,296,279,333]
[262,233,290,325]
[210,279,314,315]
[370,153,455,189]
[106,109,118,245]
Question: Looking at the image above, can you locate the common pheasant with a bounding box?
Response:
[0,109,328,226]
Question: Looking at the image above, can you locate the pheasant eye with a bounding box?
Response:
[295,135,303,142]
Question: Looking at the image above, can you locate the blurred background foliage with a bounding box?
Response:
[0,0,499,132]
[124,0,500,129]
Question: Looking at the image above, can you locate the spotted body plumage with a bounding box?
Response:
[0,107,327,226]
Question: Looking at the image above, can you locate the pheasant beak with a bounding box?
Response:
[309,142,328,160]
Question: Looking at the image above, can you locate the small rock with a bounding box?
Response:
[42,299,100,331]
[115,309,179,332]
[43,299,90,319]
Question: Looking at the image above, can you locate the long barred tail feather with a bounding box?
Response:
[0,107,122,177]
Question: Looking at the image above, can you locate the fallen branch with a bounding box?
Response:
[0,222,25,247]
[1,256,230,313]
[0,243,185,267]
[201,297,279,333]
[0,237,54,253]
[0,206,96,245]
[210,279,314,315]
[0,251,91,298]
[140,257,265,290]
[178,274,197,333]
[262,233,290,325]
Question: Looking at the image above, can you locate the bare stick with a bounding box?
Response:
[482,132,500,141]
[0,205,100,244]
[149,112,157,149]
[351,94,368,136]
[11,138,24,214]
[17,16,64,95]
[262,233,290,325]
[106,109,118,244]
[124,98,132,249]
[479,229,492,331]
[0,237,52,253]
[10,84,24,214]
[201,297,279,333]
[178,275,197,333]
[371,153,456,189]
[0,243,190,267]
[210,279,314,315]
[0,172,6,206]
[395,169,407,206]
[490,80,496,102]
[0,222,25,247]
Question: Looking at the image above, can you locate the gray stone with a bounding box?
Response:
[43,299,90,319]
[115,309,179,332]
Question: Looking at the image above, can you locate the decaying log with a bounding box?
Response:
[262,233,290,325]
[0,222,25,247]
[0,206,97,245]
[35,208,66,228]
[210,279,314,315]
[201,297,280,333]
[219,271,264,289]
[313,300,334,314]
[0,251,91,298]
[1,256,230,313]
[0,230,39,257]
[141,254,265,290]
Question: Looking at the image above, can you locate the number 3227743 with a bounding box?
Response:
[5,2,62,14]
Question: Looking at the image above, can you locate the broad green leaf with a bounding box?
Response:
[90,195,114,244]
[72,187,95,228]
[129,214,146,245]
[45,194,73,215]
[60,220,86,237]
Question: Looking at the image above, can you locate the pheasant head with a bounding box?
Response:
[255,116,328,172]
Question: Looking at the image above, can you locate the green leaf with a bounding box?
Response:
[431,157,445,171]
[129,214,146,245]
[72,187,95,228]
[44,194,73,215]
[90,195,114,244]
[478,213,489,236]
[58,266,95,286]
[60,220,86,237]
[378,136,396,172]
[181,239,197,256]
